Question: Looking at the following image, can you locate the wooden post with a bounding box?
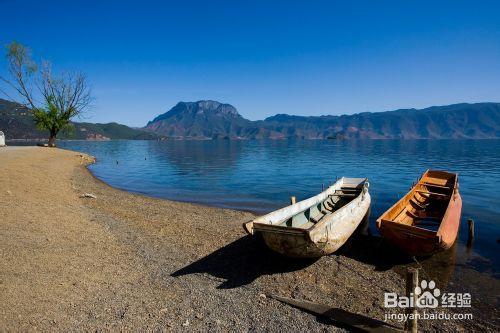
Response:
[467,218,474,248]
[290,196,296,205]
[405,268,418,333]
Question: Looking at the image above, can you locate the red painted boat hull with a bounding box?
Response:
[376,170,462,256]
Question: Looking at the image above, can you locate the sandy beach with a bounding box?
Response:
[0,147,493,331]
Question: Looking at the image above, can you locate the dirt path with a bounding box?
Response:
[0,147,491,331]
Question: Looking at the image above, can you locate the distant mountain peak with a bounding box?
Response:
[145,100,252,139]
[148,100,241,125]
[195,100,240,117]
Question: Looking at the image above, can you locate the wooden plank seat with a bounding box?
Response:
[330,193,357,197]
[298,221,315,229]
[323,202,335,212]
[308,198,340,224]
[309,203,328,224]
[410,198,428,210]
[406,210,440,221]
[340,187,359,192]
[282,195,343,228]
[325,204,335,212]
[423,182,451,190]
[406,210,420,219]
[416,190,450,198]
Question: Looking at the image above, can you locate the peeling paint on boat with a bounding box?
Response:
[243,177,371,258]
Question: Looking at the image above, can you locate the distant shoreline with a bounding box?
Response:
[6,137,500,143]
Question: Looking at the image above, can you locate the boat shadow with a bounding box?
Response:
[335,212,414,271]
[339,231,459,288]
[171,234,318,289]
[337,232,414,271]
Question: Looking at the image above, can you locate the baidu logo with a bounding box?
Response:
[384,279,471,309]
[415,280,440,308]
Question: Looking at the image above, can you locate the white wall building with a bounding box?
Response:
[0,131,5,147]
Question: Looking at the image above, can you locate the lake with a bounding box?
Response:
[57,139,499,279]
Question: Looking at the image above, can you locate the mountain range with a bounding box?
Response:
[1,98,499,140]
[145,100,500,139]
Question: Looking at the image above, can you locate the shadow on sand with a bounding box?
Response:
[171,234,318,289]
[172,212,456,289]
[336,232,414,271]
[333,211,414,271]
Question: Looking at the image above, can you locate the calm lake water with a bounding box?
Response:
[56,139,499,280]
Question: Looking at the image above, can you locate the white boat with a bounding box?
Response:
[243,178,370,258]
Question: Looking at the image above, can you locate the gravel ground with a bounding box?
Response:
[0,147,495,331]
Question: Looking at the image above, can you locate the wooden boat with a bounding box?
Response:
[376,170,462,256]
[243,178,370,258]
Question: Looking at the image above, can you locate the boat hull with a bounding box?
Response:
[438,193,462,250]
[377,170,462,257]
[261,230,325,258]
[258,193,371,258]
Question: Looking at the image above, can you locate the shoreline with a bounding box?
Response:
[0,147,495,331]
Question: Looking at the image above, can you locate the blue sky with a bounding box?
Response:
[1,0,499,126]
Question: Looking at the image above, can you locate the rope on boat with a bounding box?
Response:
[412,256,432,282]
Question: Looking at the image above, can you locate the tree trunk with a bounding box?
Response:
[48,131,57,147]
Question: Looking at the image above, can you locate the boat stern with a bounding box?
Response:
[378,219,442,256]
[258,227,325,258]
[242,220,254,235]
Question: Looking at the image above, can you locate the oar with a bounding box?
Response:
[268,294,403,333]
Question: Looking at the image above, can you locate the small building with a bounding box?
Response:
[0,131,5,147]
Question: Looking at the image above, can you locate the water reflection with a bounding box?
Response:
[145,140,244,175]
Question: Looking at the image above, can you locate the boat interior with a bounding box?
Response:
[380,171,456,232]
[277,184,364,230]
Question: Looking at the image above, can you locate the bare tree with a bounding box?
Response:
[0,42,92,147]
